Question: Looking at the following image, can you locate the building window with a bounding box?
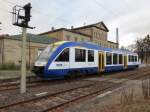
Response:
[55,48,69,62]
[38,48,44,56]
[113,53,118,64]
[119,54,123,64]
[75,48,86,62]
[106,52,112,65]
[94,32,98,38]
[98,33,100,38]
[88,50,94,62]
[66,35,70,41]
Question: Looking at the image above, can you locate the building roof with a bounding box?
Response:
[1,33,58,44]
[73,21,109,32]
[39,21,109,38]
[107,40,118,44]
[39,28,91,38]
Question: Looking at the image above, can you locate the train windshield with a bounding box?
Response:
[37,45,58,62]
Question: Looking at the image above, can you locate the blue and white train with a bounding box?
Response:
[33,41,139,78]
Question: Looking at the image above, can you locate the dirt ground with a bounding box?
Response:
[67,78,150,112]
[0,70,34,79]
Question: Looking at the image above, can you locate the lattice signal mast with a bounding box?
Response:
[12,3,33,29]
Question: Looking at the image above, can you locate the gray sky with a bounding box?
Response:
[0,0,150,47]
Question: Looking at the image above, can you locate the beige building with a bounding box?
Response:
[39,21,118,49]
[39,28,91,42]
[0,34,57,67]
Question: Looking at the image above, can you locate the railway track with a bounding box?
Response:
[41,71,150,112]
[107,67,150,79]
[0,67,149,92]
[0,68,149,112]
[0,80,45,91]
[0,78,81,92]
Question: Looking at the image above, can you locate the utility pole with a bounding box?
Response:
[12,3,34,93]
[21,27,27,93]
[0,22,2,30]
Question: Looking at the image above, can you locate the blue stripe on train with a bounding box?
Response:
[105,65,138,72]
[105,65,124,72]
[127,65,138,69]
[43,67,98,78]
[43,65,138,78]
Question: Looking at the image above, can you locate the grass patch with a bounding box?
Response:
[0,62,18,70]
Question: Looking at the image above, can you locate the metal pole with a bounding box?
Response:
[21,27,27,93]
[29,37,31,70]
[0,22,2,30]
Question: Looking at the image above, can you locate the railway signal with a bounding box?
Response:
[12,3,34,93]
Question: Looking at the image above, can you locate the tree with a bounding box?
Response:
[135,35,150,63]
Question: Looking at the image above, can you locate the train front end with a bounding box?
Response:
[33,44,58,78]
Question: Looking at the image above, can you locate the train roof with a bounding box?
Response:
[51,41,137,55]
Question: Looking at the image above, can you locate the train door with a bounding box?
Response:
[98,52,105,72]
[124,55,127,69]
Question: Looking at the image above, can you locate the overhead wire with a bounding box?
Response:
[93,0,119,17]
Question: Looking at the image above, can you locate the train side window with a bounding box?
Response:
[119,54,123,64]
[128,55,131,62]
[132,56,134,62]
[88,50,94,62]
[75,48,86,62]
[135,56,137,62]
[113,53,118,64]
[55,48,69,62]
[106,52,112,65]
[134,56,137,62]
[129,55,133,62]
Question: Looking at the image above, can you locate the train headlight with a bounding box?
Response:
[35,61,47,66]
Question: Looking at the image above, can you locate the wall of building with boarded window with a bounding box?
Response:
[44,31,63,41]
[1,38,48,67]
[63,30,91,42]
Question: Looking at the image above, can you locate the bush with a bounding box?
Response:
[0,62,18,70]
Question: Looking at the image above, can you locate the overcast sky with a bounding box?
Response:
[0,0,150,47]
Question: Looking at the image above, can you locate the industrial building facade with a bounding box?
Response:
[39,21,118,49]
[0,34,57,66]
